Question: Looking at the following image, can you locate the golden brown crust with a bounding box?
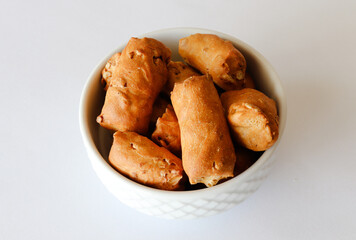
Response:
[171,75,236,187]
[97,37,171,134]
[101,52,121,91]
[109,131,184,191]
[179,34,246,91]
[221,88,279,151]
[151,105,181,156]
[162,61,200,95]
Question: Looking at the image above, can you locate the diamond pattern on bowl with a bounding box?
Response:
[91,144,276,219]
[125,166,266,218]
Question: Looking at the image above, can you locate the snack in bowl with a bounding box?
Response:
[96,37,171,134]
[221,88,279,151]
[179,33,246,91]
[80,28,286,219]
[109,131,184,191]
[171,75,236,187]
[97,34,279,189]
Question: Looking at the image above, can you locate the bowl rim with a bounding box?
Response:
[79,27,287,199]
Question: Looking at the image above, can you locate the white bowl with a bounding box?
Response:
[79,27,287,219]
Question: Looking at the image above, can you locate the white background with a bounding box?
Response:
[1,0,356,239]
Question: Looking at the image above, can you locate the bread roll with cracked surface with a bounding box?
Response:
[151,104,181,156]
[162,61,199,95]
[109,131,184,191]
[97,37,171,134]
[179,34,246,91]
[171,75,236,187]
[101,52,121,91]
[221,88,279,151]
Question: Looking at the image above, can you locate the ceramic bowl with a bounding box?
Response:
[79,27,287,219]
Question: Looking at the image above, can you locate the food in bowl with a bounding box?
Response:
[171,75,236,187]
[96,37,171,134]
[179,33,247,91]
[95,33,279,191]
[109,131,184,190]
[80,28,286,218]
[221,88,279,151]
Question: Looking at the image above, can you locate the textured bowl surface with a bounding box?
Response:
[79,27,287,219]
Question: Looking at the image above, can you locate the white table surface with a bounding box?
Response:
[1,0,356,239]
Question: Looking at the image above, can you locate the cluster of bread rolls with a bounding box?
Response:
[97,34,279,191]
